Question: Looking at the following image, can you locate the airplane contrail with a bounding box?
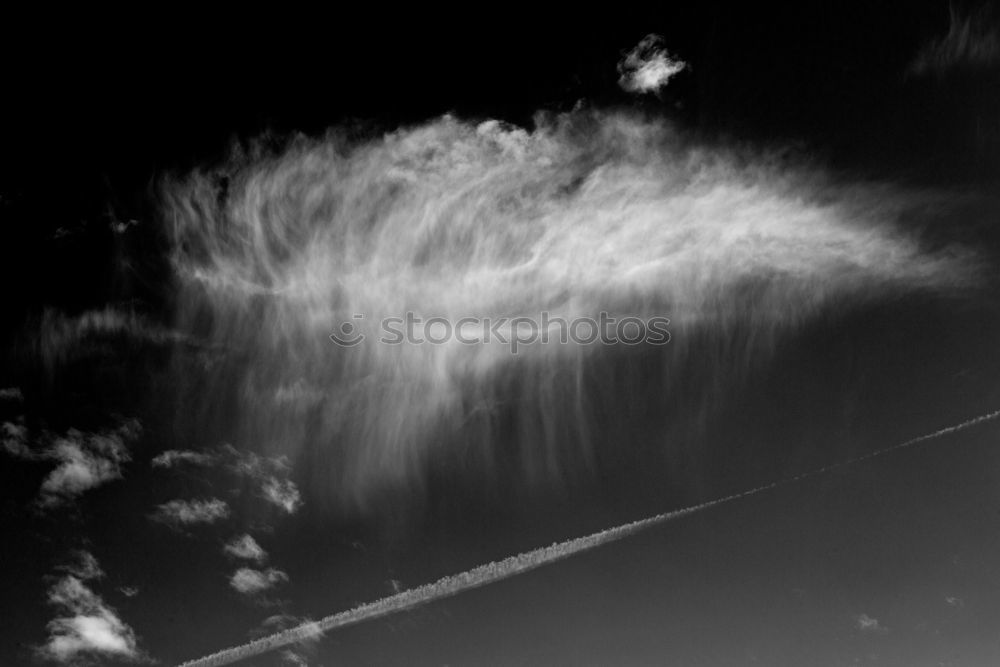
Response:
[176,408,1000,667]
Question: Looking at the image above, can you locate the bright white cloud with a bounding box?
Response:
[224,534,268,563]
[150,498,230,528]
[229,567,289,596]
[618,34,688,93]
[37,569,142,663]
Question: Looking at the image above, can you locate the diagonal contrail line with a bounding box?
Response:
[177,408,1000,667]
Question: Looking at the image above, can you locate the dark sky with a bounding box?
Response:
[2,3,1000,666]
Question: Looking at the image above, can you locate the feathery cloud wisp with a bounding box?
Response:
[908,5,1000,76]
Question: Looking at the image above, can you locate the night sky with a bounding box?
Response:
[2,4,1000,666]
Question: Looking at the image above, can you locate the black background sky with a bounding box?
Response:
[2,3,1000,666]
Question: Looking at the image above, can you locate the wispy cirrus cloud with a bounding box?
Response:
[149,498,230,529]
[37,554,143,664]
[908,5,1000,77]
[224,534,267,563]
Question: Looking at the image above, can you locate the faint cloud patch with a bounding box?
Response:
[855,613,888,634]
[0,387,23,402]
[908,5,1000,76]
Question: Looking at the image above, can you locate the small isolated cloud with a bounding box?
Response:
[855,613,888,634]
[37,569,142,663]
[945,595,964,608]
[1,421,141,508]
[229,567,288,596]
[118,586,139,598]
[224,534,267,563]
[149,498,230,529]
[909,5,1000,76]
[618,34,688,94]
[150,449,217,469]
